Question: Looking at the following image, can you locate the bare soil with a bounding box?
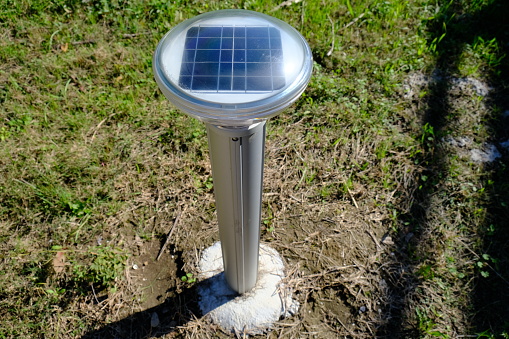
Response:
[79,126,410,338]
[80,70,508,338]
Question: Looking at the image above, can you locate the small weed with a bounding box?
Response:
[66,200,91,218]
[181,273,196,284]
[203,176,213,190]
[72,246,128,290]
[45,287,66,296]
[417,264,435,280]
[420,123,435,148]
[262,202,275,234]
[478,328,509,338]
[416,307,448,338]
[0,126,11,141]
[472,36,506,72]
[476,253,497,278]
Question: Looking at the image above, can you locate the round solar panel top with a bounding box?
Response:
[153,9,313,126]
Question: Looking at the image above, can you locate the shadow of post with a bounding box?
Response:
[81,273,235,339]
[80,287,195,339]
[377,0,509,336]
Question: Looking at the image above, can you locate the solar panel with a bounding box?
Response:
[179,25,286,92]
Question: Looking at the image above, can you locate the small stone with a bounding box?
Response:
[470,144,501,163]
[381,236,394,245]
[132,264,139,270]
[359,306,367,314]
[455,137,472,148]
[143,261,149,266]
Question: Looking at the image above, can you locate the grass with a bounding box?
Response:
[1,0,509,338]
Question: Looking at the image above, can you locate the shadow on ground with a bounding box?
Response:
[81,273,238,339]
[81,285,198,339]
[377,0,509,336]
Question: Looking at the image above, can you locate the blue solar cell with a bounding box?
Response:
[233,50,246,62]
[197,37,221,49]
[234,38,245,49]
[193,77,218,90]
[222,27,234,37]
[187,27,199,37]
[195,49,220,62]
[247,27,269,38]
[268,27,279,38]
[232,77,245,90]
[220,50,233,62]
[193,63,219,76]
[248,38,270,49]
[221,38,233,49]
[182,49,196,62]
[234,27,246,37]
[246,50,271,63]
[199,26,222,37]
[218,77,231,90]
[247,76,272,91]
[185,37,198,49]
[179,25,286,92]
[233,63,245,76]
[180,63,194,76]
[219,63,233,76]
[271,49,283,62]
[270,38,282,49]
[246,63,271,76]
[179,76,192,89]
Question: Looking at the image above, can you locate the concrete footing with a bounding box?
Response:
[197,242,298,334]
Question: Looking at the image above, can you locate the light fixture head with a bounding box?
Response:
[153,9,313,126]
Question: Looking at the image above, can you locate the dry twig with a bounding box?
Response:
[347,188,359,208]
[89,113,117,142]
[271,0,302,12]
[327,15,335,57]
[156,208,185,260]
[338,12,366,32]
[71,40,95,45]
[122,32,152,39]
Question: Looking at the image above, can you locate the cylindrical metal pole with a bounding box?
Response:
[206,122,266,294]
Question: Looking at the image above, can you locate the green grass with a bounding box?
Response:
[1,0,509,338]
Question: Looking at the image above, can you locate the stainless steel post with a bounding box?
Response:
[206,122,266,294]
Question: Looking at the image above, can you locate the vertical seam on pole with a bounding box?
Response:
[238,136,244,293]
[231,136,244,293]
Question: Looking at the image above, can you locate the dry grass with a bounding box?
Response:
[1,0,509,338]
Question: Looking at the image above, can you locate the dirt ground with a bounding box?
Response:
[97,198,392,338]
[75,69,509,338]
[80,125,410,338]
[3,1,508,337]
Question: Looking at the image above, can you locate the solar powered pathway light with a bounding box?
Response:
[154,9,312,294]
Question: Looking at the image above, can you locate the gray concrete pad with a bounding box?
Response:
[197,242,298,334]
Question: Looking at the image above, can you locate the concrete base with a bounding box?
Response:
[197,242,299,334]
